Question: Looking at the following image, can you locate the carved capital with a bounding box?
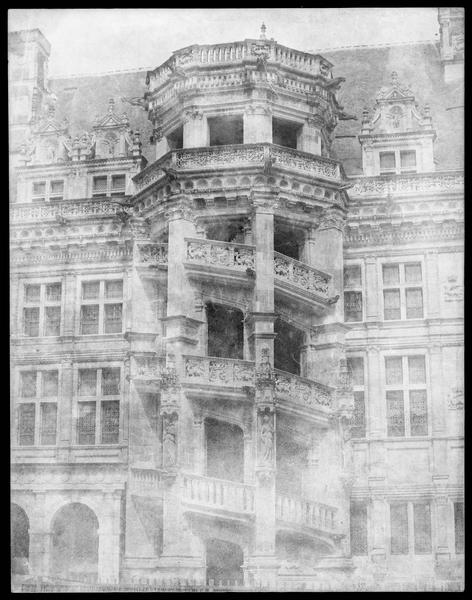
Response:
[318,207,346,232]
[245,103,272,117]
[164,198,194,222]
[183,108,204,123]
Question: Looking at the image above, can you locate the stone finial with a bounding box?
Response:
[108,98,115,113]
[391,71,399,85]
[260,22,267,40]
[361,107,369,123]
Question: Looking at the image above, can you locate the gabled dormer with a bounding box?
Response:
[359,71,436,176]
[18,102,70,165]
[92,98,136,159]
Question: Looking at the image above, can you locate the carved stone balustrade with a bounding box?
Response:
[130,467,164,497]
[349,170,464,198]
[183,355,255,388]
[274,370,332,411]
[137,243,169,267]
[274,251,332,302]
[186,238,255,272]
[133,355,167,381]
[11,198,133,224]
[276,494,340,536]
[133,144,343,193]
[181,473,255,517]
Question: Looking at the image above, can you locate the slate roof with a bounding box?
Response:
[49,41,463,176]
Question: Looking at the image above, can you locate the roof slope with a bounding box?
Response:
[49,41,463,175]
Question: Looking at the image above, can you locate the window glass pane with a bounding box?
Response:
[40,403,57,445]
[350,502,368,555]
[44,306,61,336]
[414,503,432,554]
[410,390,428,436]
[400,150,417,169]
[50,180,64,196]
[111,174,126,193]
[351,392,366,438]
[104,303,122,333]
[25,284,40,303]
[408,356,426,384]
[344,291,362,322]
[382,264,399,285]
[18,404,35,446]
[102,368,120,395]
[101,401,120,444]
[80,305,99,335]
[23,307,39,337]
[387,391,405,437]
[92,176,107,195]
[390,503,409,554]
[454,503,464,553]
[347,357,364,386]
[404,263,422,284]
[344,265,361,288]
[383,290,401,320]
[32,182,46,196]
[82,281,100,300]
[385,357,403,385]
[77,402,96,445]
[379,152,395,170]
[78,369,97,396]
[105,280,123,299]
[406,288,423,319]
[42,371,58,397]
[46,283,62,302]
[20,371,36,397]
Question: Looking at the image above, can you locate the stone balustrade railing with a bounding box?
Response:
[186,238,255,271]
[183,355,255,387]
[133,355,167,379]
[130,468,163,494]
[274,369,332,409]
[134,144,342,192]
[181,473,255,515]
[10,198,131,223]
[274,251,332,299]
[137,243,169,266]
[148,41,331,89]
[276,494,338,534]
[349,170,464,198]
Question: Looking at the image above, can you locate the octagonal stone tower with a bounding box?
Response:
[122,26,355,587]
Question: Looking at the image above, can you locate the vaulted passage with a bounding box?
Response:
[50,503,99,581]
[206,302,244,360]
[11,504,29,575]
[206,538,244,585]
[272,117,302,149]
[274,318,304,375]
[208,116,244,146]
[274,221,304,260]
[205,417,244,482]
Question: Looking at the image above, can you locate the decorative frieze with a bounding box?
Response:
[11,244,132,266]
[11,199,132,224]
[274,370,332,408]
[349,172,464,198]
[137,243,169,266]
[183,355,255,387]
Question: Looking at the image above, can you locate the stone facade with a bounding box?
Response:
[10,12,463,592]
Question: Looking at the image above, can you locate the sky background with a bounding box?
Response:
[9,8,439,77]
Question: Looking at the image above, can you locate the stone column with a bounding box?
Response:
[434,496,452,561]
[297,117,322,155]
[97,494,122,584]
[366,346,386,489]
[183,109,209,148]
[243,104,272,144]
[58,358,73,459]
[29,530,51,577]
[369,493,387,562]
[425,250,440,319]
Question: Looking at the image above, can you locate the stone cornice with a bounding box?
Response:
[10,243,133,267]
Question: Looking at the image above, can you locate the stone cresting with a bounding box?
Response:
[186,238,255,270]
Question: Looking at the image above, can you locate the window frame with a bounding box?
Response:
[91,173,127,198]
[384,353,430,438]
[77,276,124,336]
[31,179,65,202]
[388,501,433,556]
[347,354,367,439]
[377,148,418,175]
[343,261,364,323]
[381,260,425,321]
[15,368,60,447]
[20,279,63,338]
[73,364,122,446]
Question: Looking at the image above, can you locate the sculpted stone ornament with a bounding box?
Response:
[162,413,178,469]
[443,275,463,302]
[447,386,464,410]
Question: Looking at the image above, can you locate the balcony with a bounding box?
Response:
[133,143,342,194]
[129,467,164,497]
[184,238,335,309]
[183,355,255,389]
[349,170,464,198]
[181,473,255,521]
[185,238,255,286]
[274,370,332,412]
[276,494,341,538]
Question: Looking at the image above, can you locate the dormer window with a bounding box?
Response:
[379,150,417,176]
